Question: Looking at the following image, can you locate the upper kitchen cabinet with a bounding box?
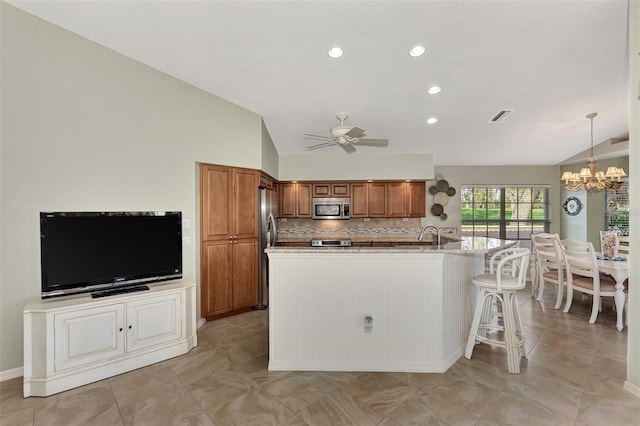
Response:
[200,164,259,240]
[387,182,426,218]
[279,183,312,218]
[312,183,350,198]
[259,172,275,190]
[350,182,387,218]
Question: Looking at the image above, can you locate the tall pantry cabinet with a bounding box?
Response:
[199,163,259,320]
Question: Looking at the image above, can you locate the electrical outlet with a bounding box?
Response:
[364,315,373,333]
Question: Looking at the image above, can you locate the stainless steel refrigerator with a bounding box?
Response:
[256,187,277,309]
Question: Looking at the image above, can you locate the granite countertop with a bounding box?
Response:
[267,236,515,255]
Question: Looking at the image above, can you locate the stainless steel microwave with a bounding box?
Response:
[312,198,350,220]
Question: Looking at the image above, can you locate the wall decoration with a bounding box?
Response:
[563,197,582,216]
[430,175,456,221]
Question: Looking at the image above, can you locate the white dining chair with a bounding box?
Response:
[465,247,531,374]
[531,233,566,309]
[561,239,619,324]
[617,235,630,257]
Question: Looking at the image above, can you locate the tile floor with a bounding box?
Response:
[1,286,638,425]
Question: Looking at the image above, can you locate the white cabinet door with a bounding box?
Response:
[54,304,125,372]
[126,292,183,353]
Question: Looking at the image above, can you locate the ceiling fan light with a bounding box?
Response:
[409,45,425,57]
[427,117,438,124]
[427,86,441,95]
[327,46,343,58]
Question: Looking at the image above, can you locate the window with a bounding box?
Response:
[605,181,629,235]
[460,186,550,248]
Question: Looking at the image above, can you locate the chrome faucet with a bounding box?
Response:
[418,224,441,245]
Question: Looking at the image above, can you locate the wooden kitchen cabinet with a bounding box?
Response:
[279,183,312,218]
[350,182,387,218]
[199,163,259,320]
[405,182,426,217]
[312,182,350,198]
[200,238,259,317]
[260,172,275,190]
[387,182,426,218]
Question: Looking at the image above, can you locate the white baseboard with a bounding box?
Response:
[0,367,23,382]
[624,380,640,399]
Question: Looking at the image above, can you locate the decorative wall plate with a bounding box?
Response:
[434,192,449,207]
[436,179,449,192]
[563,197,582,216]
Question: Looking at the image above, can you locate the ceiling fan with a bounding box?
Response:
[304,113,389,154]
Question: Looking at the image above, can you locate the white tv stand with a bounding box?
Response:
[23,281,197,397]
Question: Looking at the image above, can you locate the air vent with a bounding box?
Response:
[489,109,514,123]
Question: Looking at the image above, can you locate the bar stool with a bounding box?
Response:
[465,247,531,374]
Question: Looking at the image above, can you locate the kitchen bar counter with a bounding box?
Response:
[266,236,514,373]
[269,235,512,253]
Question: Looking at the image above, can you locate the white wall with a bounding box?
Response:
[0,4,264,372]
[261,119,279,179]
[625,0,639,396]
[279,154,434,181]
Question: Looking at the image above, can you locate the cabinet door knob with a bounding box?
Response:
[119,328,123,332]
[128,325,132,329]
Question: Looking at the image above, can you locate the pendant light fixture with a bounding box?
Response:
[560,112,626,191]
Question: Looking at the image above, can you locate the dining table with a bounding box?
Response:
[598,256,629,331]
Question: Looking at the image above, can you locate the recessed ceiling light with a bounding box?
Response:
[427,86,442,95]
[427,117,438,125]
[409,45,426,57]
[328,46,344,58]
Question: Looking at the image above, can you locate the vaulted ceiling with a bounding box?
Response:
[9,0,630,165]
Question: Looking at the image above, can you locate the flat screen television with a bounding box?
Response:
[40,211,182,299]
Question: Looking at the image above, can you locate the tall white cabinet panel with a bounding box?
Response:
[54,304,125,372]
[24,281,197,397]
[126,293,182,352]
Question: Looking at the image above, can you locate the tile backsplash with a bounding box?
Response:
[277,218,457,241]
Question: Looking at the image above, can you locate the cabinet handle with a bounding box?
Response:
[128,325,132,329]
[119,328,123,332]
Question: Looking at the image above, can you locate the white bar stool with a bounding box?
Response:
[465,247,531,374]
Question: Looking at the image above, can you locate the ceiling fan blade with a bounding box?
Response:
[303,133,331,140]
[306,142,334,150]
[339,143,357,154]
[355,138,389,147]
[345,127,366,138]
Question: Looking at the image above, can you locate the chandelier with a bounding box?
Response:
[561,112,626,192]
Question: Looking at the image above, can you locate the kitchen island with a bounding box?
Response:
[265,236,514,373]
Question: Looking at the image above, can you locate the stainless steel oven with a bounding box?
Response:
[312,198,350,220]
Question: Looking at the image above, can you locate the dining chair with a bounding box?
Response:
[465,247,531,374]
[617,235,630,257]
[560,239,618,324]
[531,233,566,309]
